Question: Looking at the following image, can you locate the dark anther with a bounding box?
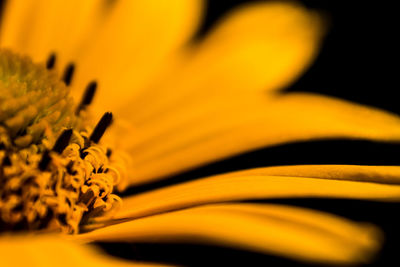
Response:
[98,165,107,173]
[46,53,56,69]
[106,148,112,157]
[62,63,75,86]
[75,81,97,115]
[38,150,51,171]
[90,112,113,144]
[52,129,73,154]
[38,129,72,171]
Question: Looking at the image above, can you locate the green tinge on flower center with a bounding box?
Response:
[0,50,126,234]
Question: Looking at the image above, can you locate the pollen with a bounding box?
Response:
[0,50,127,234]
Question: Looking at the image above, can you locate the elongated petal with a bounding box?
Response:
[0,235,170,267]
[78,203,381,265]
[0,0,104,66]
[126,93,400,184]
[72,0,203,111]
[226,164,400,184]
[118,2,323,124]
[117,167,400,219]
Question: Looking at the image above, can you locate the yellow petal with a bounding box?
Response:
[117,166,400,219]
[225,164,400,184]
[0,235,170,267]
[78,203,381,265]
[72,0,203,111]
[126,93,400,184]
[0,0,104,66]
[118,2,323,124]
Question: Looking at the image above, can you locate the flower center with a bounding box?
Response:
[0,50,126,234]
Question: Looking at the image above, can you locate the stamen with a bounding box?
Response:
[38,150,51,171]
[38,129,73,170]
[62,63,75,86]
[75,81,97,115]
[90,112,113,144]
[46,53,56,69]
[52,129,73,154]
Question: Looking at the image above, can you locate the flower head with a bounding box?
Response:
[1,50,126,233]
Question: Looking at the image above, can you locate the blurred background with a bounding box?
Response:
[1,0,399,266]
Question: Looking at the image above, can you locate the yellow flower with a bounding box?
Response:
[1,0,400,266]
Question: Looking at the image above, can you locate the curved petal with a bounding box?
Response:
[78,203,381,265]
[125,93,400,184]
[225,164,400,184]
[117,166,400,219]
[0,0,105,66]
[118,1,324,124]
[0,235,170,267]
[72,0,203,111]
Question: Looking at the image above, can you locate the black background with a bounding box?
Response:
[1,0,400,266]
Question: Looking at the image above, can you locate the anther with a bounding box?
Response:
[38,129,73,170]
[52,129,73,154]
[89,112,113,144]
[106,148,112,158]
[75,81,97,115]
[38,150,51,171]
[62,63,75,86]
[46,53,56,69]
